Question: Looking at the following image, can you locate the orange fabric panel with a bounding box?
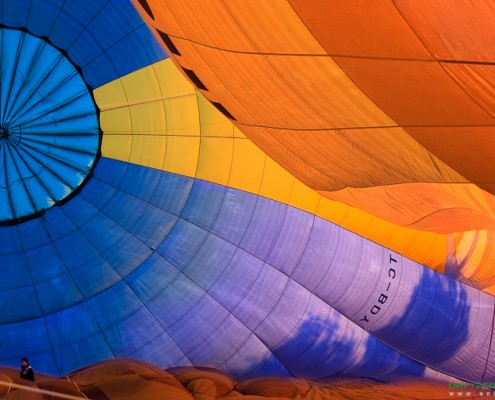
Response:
[172,43,330,129]
[333,57,495,126]
[321,183,495,233]
[172,42,397,130]
[406,126,495,194]
[244,125,465,190]
[151,0,257,52]
[265,55,396,128]
[395,0,495,62]
[222,1,325,54]
[442,63,495,119]
[288,0,432,59]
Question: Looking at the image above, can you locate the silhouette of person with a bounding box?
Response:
[20,358,34,381]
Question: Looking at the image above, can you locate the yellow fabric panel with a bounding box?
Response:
[99,108,131,135]
[259,157,294,204]
[339,210,375,238]
[196,137,233,186]
[162,136,200,177]
[315,196,351,226]
[93,79,128,110]
[398,231,446,272]
[129,135,167,170]
[197,93,234,138]
[288,179,320,215]
[129,102,166,135]
[101,135,132,161]
[119,65,162,104]
[228,138,265,194]
[153,59,196,98]
[233,126,246,139]
[164,95,200,136]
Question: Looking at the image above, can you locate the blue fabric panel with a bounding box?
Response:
[0,318,51,359]
[102,233,152,276]
[0,285,42,322]
[36,274,84,314]
[269,296,334,378]
[70,257,121,298]
[157,219,208,269]
[150,172,194,216]
[266,208,314,276]
[128,205,177,249]
[376,266,474,365]
[104,306,164,357]
[25,0,63,37]
[146,274,205,328]
[211,188,258,246]
[233,266,289,332]
[239,198,287,260]
[134,22,168,62]
[54,229,100,270]
[80,179,118,210]
[222,333,291,380]
[181,180,226,230]
[94,28,154,80]
[292,218,340,291]
[120,162,161,201]
[25,244,67,283]
[80,212,127,253]
[126,253,179,303]
[128,332,187,367]
[0,225,23,254]
[52,333,114,376]
[209,249,264,312]
[254,280,312,349]
[0,253,32,290]
[311,233,364,306]
[88,281,143,330]
[42,206,78,240]
[93,157,127,188]
[45,303,101,349]
[184,233,237,290]
[1,0,30,27]
[187,314,251,366]
[102,191,147,231]
[167,295,230,354]
[61,195,100,227]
